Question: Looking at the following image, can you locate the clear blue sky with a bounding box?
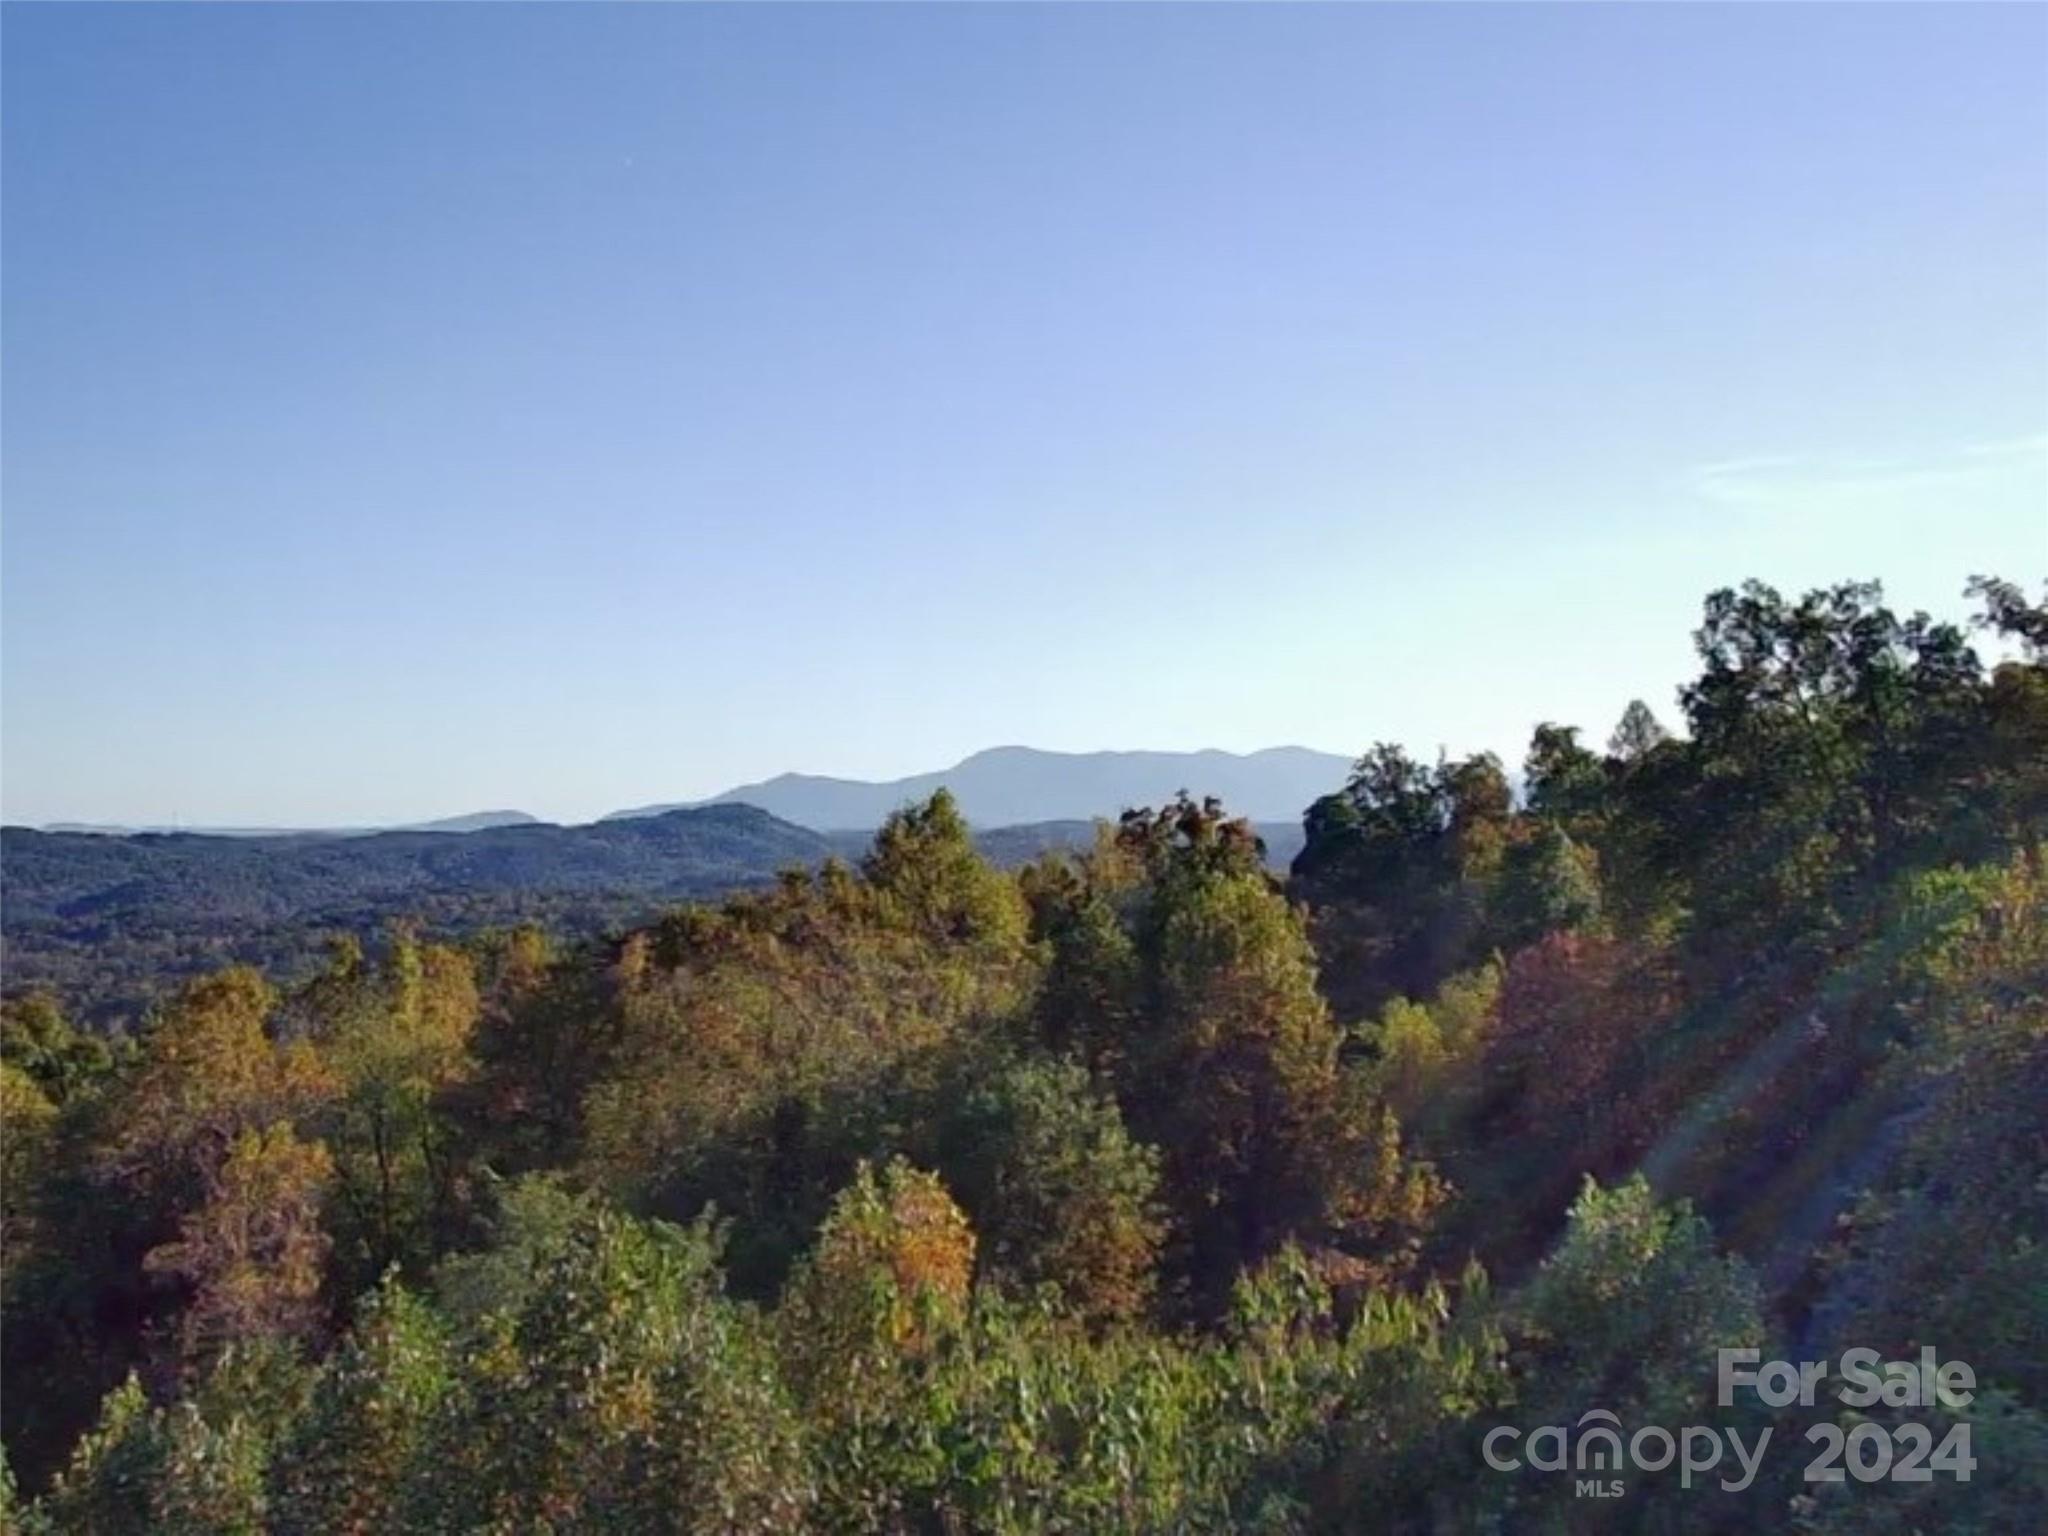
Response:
[4,4,2043,828]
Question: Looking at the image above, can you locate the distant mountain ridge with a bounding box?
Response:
[9,748,1348,1021]
[3,800,1312,1026]
[35,748,1354,841]
[2,805,835,1022]
[606,746,1352,830]
[41,810,541,838]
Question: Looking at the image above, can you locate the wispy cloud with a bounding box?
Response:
[1959,432,2048,461]
[1688,453,1806,481]
[1687,434,2047,509]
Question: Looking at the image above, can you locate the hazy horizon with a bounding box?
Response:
[5,4,2043,827]
[24,742,1361,832]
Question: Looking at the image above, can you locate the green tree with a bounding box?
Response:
[268,1278,453,1534]
[36,1358,293,1536]
[304,932,478,1285]
[0,1066,57,1309]
[936,1057,1164,1325]
[1020,850,1140,1077]
[1678,579,1984,959]
[425,1207,811,1532]
[0,993,111,1108]
[1515,1175,1764,1430]
[1124,801,1441,1311]
[1524,722,1607,827]
[1491,819,1602,950]
[863,788,1028,950]
[1293,748,1513,1014]
[1607,697,1671,761]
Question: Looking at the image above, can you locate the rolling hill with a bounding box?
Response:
[6,745,1347,1025]
[2,804,1309,1026]
[1,806,835,1023]
[39,810,542,837]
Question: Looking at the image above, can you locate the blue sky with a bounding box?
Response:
[4,4,2043,827]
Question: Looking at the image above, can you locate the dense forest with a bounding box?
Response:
[0,806,840,1026]
[1,576,2042,1532]
[4,813,1308,1030]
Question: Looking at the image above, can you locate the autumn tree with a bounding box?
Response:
[96,968,330,1218]
[780,1158,977,1388]
[1118,797,1442,1311]
[580,797,1037,1295]
[1485,930,1671,1169]
[452,924,615,1175]
[142,1124,334,1372]
[932,1057,1163,1325]
[301,932,479,1286]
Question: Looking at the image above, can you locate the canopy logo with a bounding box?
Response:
[1482,1410,1771,1496]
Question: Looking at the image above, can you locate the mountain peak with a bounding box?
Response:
[607,746,1352,831]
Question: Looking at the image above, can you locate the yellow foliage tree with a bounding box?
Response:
[98,966,332,1212]
[1,1062,57,1304]
[781,1159,976,1408]
[144,1123,335,1369]
[308,932,480,1281]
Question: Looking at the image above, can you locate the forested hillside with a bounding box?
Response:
[8,813,1302,1028]
[0,807,837,1024]
[2,576,2043,1532]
